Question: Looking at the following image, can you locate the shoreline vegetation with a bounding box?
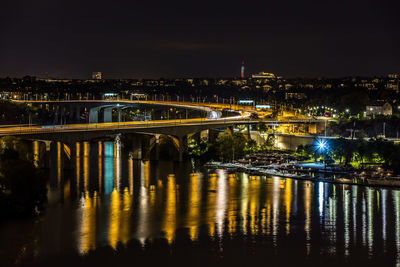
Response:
[188,128,400,188]
[0,137,47,221]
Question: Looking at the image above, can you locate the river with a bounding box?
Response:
[1,141,400,266]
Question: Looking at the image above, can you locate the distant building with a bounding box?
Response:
[365,101,392,118]
[251,72,276,79]
[285,92,307,100]
[388,74,399,79]
[92,72,102,80]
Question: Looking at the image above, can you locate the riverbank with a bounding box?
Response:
[205,161,400,188]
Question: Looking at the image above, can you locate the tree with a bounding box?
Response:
[257,121,268,133]
[215,130,246,161]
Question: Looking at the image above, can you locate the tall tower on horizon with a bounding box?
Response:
[241,61,245,78]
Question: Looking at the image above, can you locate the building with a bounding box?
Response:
[92,72,102,80]
[365,101,392,118]
[285,92,307,100]
[251,72,276,79]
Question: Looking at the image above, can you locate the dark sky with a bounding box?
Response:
[1,0,399,79]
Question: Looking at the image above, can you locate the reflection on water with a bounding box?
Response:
[2,140,400,265]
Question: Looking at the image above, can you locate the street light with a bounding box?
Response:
[315,138,329,177]
[316,138,328,152]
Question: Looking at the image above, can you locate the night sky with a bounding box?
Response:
[1,0,399,79]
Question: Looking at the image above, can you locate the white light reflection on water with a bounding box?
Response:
[327,185,337,255]
[215,169,227,238]
[114,137,121,192]
[367,188,374,255]
[136,161,150,245]
[352,185,358,245]
[343,186,350,257]
[272,177,281,246]
[362,196,367,246]
[381,189,387,251]
[318,182,324,218]
[393,190,400,266]
[304,180,312,255]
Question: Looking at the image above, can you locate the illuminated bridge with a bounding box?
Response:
[0,100,320,161]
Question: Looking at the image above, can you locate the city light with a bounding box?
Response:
[315,138,328,152]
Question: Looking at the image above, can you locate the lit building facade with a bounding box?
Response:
[92,72,102,80]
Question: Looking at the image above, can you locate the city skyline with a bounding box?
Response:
[1,0,399,79]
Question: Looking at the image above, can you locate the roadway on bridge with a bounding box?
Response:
[0,100,253,136]
[0,100,319,136]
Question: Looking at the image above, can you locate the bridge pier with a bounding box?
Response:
[131,136,142,160]
[178,136,184,162]
[89,107,100,123]
[149,134,160,161]
[49,142,63,188]
[104,107,113,123]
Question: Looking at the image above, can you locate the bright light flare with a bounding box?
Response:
[315,138,328,152]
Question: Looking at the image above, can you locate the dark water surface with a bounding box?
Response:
[1,141,400,266]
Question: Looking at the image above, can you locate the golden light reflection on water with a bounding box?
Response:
[120,188,132,245]
[83,142,89,191]
[76,142,81,190]
[216,170,228,238]
[240,173,249,235]
[108,189,121,249]
[98,142,102,193]
[264,178,272,235]
[186,173,201,240]
[249,176,260,235]
[57,142,62,183]
[272,177,281,240]
[33,141,39,167]
[78,191,98,254]
[283,179,292,235]
[136,161,150,245]
[207,173,217,237]
[162,174,177,243]
[227,174,237,235]
[41,151,400,258]
[114,139,121,192]
[128,157,133,194]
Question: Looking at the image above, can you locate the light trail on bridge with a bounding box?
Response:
[0,100,255,136]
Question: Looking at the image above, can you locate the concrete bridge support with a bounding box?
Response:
[170,135,186,162]
[149,134,160,161]
[89,107,100,123]
[131,136,142,160]
[103,107,113,123]
[177,136,187,162]
[49,141,64,188]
